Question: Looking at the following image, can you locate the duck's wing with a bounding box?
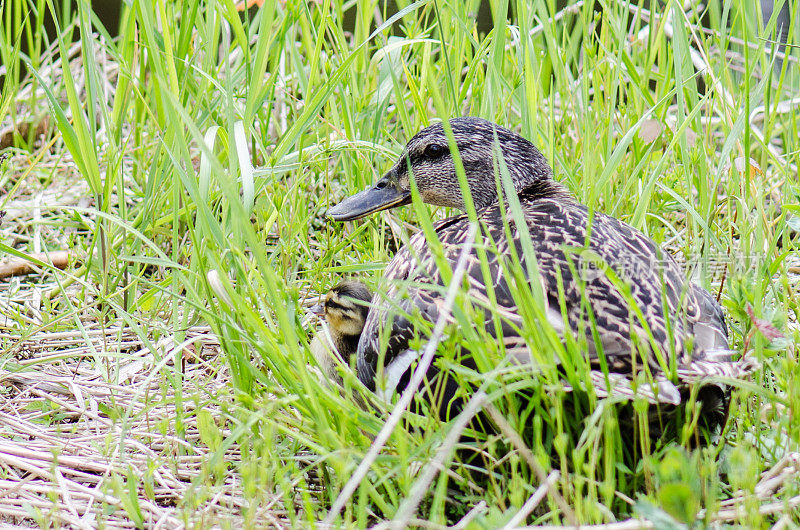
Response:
[356,200,742,396]
[496,199,696,368]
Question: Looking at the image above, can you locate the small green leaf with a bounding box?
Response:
[657,483,699,525]
[634,498,689,530]
[197,408,223,452]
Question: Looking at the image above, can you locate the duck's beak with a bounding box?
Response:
[326,170,411,221]
[309,303,325,317]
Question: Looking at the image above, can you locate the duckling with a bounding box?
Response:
[309,281,372,385]
[327,117,755,430]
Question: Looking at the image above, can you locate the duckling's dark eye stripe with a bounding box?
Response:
[326,300,356,312]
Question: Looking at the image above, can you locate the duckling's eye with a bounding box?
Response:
[325,298,346,312]
[424,144,447,158]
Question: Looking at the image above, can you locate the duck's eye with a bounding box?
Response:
[424,144,447,158]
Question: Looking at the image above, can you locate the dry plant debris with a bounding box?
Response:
[0,320,286,528]
[0,251,73,280]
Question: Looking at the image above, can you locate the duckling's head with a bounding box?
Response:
[327,117,557,221]
[311,281,372,336]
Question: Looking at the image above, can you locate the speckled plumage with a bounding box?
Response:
[329,117,754,428]
[359,200,722,377]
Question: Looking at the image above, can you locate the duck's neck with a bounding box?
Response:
[516,177,571,202]
[334,333,360,361]
[490,143,570,204]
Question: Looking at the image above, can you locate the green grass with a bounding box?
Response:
[1,0,799,526]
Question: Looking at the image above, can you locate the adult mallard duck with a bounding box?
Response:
[327,117,754,429]
[309,281,373,385]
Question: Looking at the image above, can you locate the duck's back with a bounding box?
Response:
[355,197,728,389]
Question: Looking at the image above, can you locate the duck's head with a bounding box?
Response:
[310,281,372,336]
[327,117,555,221]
